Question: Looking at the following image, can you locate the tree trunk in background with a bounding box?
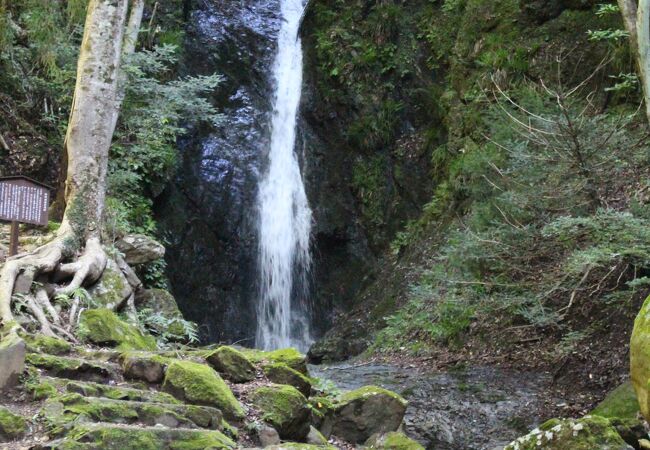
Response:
[619,0,638,49]
[637,0,650,124]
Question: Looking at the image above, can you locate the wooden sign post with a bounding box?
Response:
[0,176,51,257]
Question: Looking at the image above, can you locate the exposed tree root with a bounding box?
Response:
[0,225,107,342]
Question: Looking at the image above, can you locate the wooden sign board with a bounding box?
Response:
[0,176,51,226]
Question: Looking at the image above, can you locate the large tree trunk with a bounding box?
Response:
[0,0,143,333]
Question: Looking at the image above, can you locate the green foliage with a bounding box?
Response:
[136,307,199,346]
[374,73,650,354]
[351,156,387,227]
[107,44,222,237]
[373,283,475,352]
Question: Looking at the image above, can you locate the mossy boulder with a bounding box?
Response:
[504,416,634,450]
[323,386,407,443]
[87,258,132,310]
[120,351,169,383]
[77,309,157,351]
[365,431,425,449]
[264,363,312,397]
[162,360,245,420]
[0,406,26,442]
[23,334,71,355]
[250,384,311,440]
[592,381,640,420]
[49,423,236,449]
[242,348,308,374]
[630,295,650,421]
[205,346,256,383]
[135,289,186,338]
[306,426,328,446]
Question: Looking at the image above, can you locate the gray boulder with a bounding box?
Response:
[321,386,407,443]
[0,333,25,390]
[115,234,165,265]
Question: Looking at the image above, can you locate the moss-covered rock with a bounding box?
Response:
[365,431,425,449]
[250,384,310,440]
[264,445,336,449]
[306,425,328,446]
[77,309,157,351]
[504,416,634,450]
[162,360,245,420]
[591,381,640,420]
[24,334,72,355]
[135,289,187,338]
[0,406,26,442]
[49,422,236,449]
[323,386,407,443]
[205,346,256,383]
[87,258,132,310]
[631,295,650,421]
[263,363,312,397]
[65,380,180,404]
[120,351,169,383]
[45,393,224,430]
[241,348,308,374]
[24,370,59,400]
[0,332,26,390]
[26,353,118,382]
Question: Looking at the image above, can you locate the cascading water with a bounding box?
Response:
[256,0,312,351]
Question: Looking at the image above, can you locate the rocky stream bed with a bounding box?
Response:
[310,363,560,450]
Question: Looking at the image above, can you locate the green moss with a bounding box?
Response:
[0,406,26,440]
[366,431,425,449]
[591,382,640,420]
[31,380,58,400]
[65,380,180,404]
[340,385,407,406]
[250,384,310,439]
[77,309,157,351]
[162,360,245,420]
[265,445,335,450]
[205,346,256,383]
[240,347,307,374]
[25,353,115,382]
[168,431,236,450]
[263,363,312,396]
[631,295,650,420]
[23,334,72,355]
[59,424,235,449]
[505,416,631,450]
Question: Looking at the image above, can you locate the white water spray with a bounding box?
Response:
[256,0,312,351]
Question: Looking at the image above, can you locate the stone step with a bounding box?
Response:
[46,394,225,430]
[26,353,122,383]
[59,378,181,404]
[39,422,237,449]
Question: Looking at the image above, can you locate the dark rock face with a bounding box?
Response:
[155,0,282,344]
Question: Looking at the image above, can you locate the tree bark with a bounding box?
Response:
[619,0,639,50]
[62,0,129,240]
[0,0,143,332]
[637,0,650,124]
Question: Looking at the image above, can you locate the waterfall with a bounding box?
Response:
[256,0,312,351]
